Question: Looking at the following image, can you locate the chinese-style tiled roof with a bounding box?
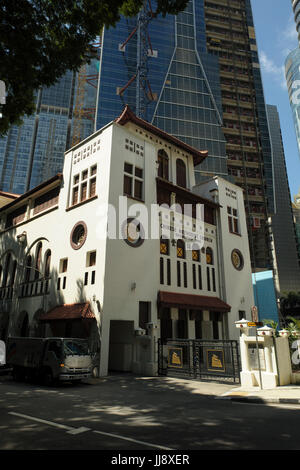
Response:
[115,105,208,166]
[40,302,95,321]
[158,291,231,313]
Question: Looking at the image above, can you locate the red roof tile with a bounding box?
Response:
[40,302,95,321]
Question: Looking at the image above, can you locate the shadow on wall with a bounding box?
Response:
[0,225,100,355]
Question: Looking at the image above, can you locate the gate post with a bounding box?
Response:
[235,319,293,389]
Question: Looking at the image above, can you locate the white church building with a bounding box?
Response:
[0,106,254,376]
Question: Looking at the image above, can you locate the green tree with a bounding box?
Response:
[0,0,189,135]
[279,291,300,316]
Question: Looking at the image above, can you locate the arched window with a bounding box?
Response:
[24,255,32,283]
[177,239,185,259]
[160,238,169,255]
[206,247,214,265]
[2,253,11,287]
[192,248,200,262]
[10,260,17,286]
[44,250,51,278]
[35,242,42,279]
[157,149,169,180]
[176,159,187,188]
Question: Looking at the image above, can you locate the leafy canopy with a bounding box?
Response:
[0,0,189,135]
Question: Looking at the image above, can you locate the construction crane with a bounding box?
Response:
[71,39,102,147]
[118,0,156,120]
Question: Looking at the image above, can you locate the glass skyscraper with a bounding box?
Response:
[0,60,99,195]
[266,104,300,293]
[96,0,274,270]
[286,0,300,160]
[285,47,300,160]
[0,0,274,270]
[96,0,227,179]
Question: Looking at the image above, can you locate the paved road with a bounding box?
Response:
[0,373,300,454]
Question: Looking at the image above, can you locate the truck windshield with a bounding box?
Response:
[63,340,89,356]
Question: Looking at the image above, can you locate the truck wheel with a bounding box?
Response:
[43,369,53,386]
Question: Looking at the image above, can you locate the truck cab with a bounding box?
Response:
[44,338,93,383]
[7,337,93,385]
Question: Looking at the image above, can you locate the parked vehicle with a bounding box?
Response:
[6,337,93,385]
[0,339,11,374]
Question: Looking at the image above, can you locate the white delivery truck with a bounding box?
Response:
[6,337,93,385]
[0,339,9,374]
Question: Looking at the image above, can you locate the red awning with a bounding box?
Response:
[158,291,231,313]
[40,302,95,321]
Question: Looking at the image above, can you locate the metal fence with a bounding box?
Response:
[158,338,241,384]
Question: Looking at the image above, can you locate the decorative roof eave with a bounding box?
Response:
[115,105,208,166]
[156,178,221,209]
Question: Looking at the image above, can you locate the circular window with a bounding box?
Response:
[231,249,244,271]
[70,221,87,250]
[122,218,145,248]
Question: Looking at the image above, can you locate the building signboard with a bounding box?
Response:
[168,347,183,369]
[206,349,225,372]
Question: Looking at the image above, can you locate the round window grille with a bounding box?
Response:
[70,221,87,250]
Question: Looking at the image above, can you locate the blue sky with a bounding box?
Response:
[251,0,300,199]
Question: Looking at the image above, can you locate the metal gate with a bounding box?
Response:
[158,338,241,384]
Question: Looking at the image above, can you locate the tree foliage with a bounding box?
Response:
[280,291,300,317]
[0,0,189,135]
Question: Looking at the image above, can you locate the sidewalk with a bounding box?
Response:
[220,384,300,405]
[87,374,300,405]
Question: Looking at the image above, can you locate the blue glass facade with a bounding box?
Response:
[252,271,279,325]
[95,0,227,180]
[0,60,98,194]
[285,47,300,160]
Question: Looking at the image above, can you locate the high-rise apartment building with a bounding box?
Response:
[285,48,300,159]
[0,0,273,271]
[266,105,300,293]
[293,188,300,258]
[203,0,274,271]
[292,0,300,41]
[286,1,300,160]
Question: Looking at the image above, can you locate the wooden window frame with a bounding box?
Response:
[123,162,144,201]
[227,206,240,235]
[71,165,97,207]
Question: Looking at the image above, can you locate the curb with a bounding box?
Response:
[218,395,300,405]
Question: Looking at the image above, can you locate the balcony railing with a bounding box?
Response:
[18,278,51,298]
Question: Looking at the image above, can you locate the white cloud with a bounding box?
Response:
[282,14,298,43]
[259,51,287,90]
[279,13,298,57]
